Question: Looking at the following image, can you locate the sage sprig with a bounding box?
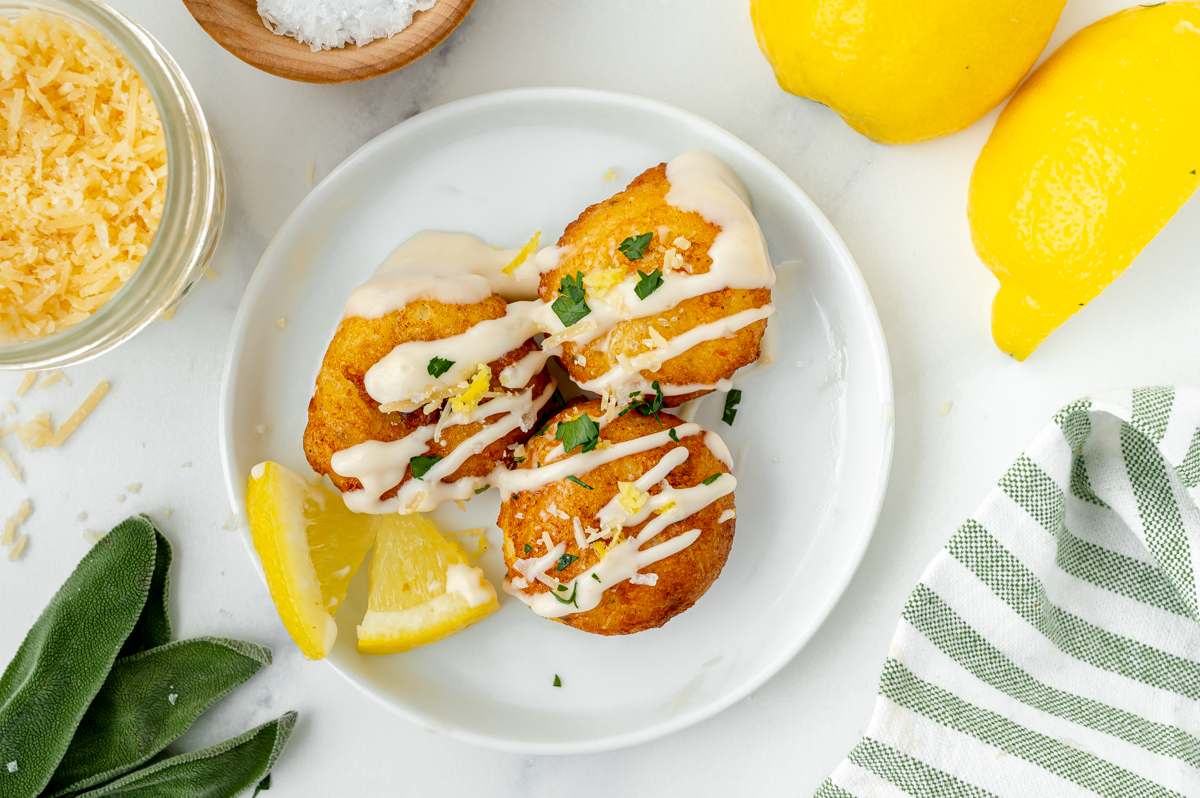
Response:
[0,515,296,798]
[0,516,159,798]
[44,638,272,798]
[71,713,296,798]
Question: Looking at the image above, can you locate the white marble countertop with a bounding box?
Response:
[2,0,1197,794]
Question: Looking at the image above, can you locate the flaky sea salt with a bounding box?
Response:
[258,0,436,51]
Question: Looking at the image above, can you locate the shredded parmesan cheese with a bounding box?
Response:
[8,534,27,560]
[15,373,36,396]
[17,411,52,449]
[0,444,21,482]
[48,380,108,448]
[0,13,166,340]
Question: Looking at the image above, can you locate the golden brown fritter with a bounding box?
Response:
[540,164,771,406]
[498,400,735,635]
[304,295,553,502]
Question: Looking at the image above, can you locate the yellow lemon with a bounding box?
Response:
[246,461,376,659]
[357,513,498,655]
[751,0,1065,144]
[969,2,1200,360]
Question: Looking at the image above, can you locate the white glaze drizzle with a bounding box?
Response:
[332,151,767,517]
[332,381,556,514]
[503,439,736,619]
[377,230,544,301]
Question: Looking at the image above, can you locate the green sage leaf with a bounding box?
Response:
[73,712,297,798]
[44,637,272,798]
[120,521,173,657]
[0,516,158,798]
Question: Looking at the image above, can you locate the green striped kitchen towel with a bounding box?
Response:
[819,387,1200,798]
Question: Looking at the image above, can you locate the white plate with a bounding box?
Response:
[219,88,893,754]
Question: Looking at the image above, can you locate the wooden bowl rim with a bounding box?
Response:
[181,0,475,84]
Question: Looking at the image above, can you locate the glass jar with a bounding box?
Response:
[0,0,224,369]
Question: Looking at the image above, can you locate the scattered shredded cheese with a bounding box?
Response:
[8,534,27,560]
[0,444,22,483]
[0,13,166,340]
[541,319,596,351]
[17,411,52,450]
[48,380,109,448]
[15,373,36,396]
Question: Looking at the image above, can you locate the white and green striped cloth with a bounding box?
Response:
[820,388,1200,798]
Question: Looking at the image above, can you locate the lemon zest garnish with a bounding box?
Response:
[592,540,607,559]
[610,529,623,548]
[449,364,492,414]
[596,439,613,451]
[655,501,676,515]
[502,231,541,276]
[617,482,648,514]
[583,267,626,297]
[604,168,616,180]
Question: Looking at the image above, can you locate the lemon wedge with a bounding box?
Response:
[357,513,498,655]
[246,461,376,660]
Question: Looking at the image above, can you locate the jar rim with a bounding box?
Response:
[0,0,224,369]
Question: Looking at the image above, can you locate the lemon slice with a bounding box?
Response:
[357,513,498,655]
[246,461,376,660]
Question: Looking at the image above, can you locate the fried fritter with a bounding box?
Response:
[540,164,771,406]
[498,400,735,635]
[303,295,552,503]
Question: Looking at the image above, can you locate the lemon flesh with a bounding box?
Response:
[357,513,498,655]
[751,0,1065,144]
[246,461,376,660]
[969,2,1200,360]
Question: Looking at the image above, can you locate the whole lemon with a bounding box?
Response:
[751,0,1065,144]
[969,2,1200,361]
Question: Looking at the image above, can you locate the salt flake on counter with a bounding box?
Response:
[258,0,437,51]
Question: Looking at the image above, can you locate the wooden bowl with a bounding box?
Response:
[181,0,475,84]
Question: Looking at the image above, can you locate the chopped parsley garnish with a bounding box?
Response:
[722,388,742,426]
[620,380,666,427]
[634,268,664,300]
[474,484,490,494]
[409,455,443,480]
[513,457,526,464]
[551,582,578,607]
[551,271,590,327]
[524,543,532,554]
[556,553,579,572]
[556,413,600,453]
[553,674,562,687]
[427,356,454,378]
[618,232,653,261]
[566,475,593,490]
[557,584,568,592]
[702,473,722,486]
[511,492,522,501]
[668,428,679,443]
[591,573,601,582]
